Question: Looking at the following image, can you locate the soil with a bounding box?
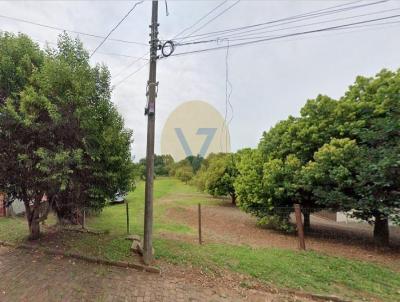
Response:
[165,197,400,271]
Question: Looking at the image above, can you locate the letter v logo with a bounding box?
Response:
[174,128,217,158]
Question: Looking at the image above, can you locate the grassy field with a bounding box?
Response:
[1,178,399,301]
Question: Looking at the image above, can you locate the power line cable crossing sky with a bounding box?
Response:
[89,0,144,58]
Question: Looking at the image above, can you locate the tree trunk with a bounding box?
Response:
[303,212,310,232]
[25,202,40,240]
[374,214,389,246]
[29,212,40,240]
[230,194,236,206]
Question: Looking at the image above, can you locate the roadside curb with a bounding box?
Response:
[0,240,160,274]
[287,290,351,302]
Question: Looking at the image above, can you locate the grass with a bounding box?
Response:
[1,177,399,301]
[86,177,195,236]
[154,239,400,301]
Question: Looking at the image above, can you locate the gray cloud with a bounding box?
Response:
[1,0,399,160]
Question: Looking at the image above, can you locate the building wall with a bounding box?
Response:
[337,211,397,226]
[8,199,25,216]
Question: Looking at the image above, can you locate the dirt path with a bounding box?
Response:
[0,246,313,302]
[165,195,400,271]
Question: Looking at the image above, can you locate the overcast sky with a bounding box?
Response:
[1,0,399,160]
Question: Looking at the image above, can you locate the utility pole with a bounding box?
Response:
[143,0,159,265]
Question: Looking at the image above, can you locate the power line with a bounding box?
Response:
[113,61,149,87]
[178,0,241,42]
[112,51,150,79]
[32,37,149,60]
[168,13,400,57]
[172,8,400,48]
[210,7,400,42]
[177,0,383,41]
[171,0,228,39]
[0,13,148,46]
[208,1,393,42]
[175,0,387,42]
[90,1,144,58]
[95,51,148,60]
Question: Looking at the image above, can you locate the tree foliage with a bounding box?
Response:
[193,153,238,204]
[0,33,135,239]
[170,158,194,183]
[135,154,174,180]
[234,69,400,244]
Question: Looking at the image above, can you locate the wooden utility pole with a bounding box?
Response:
[143,0,159,265]
[294,204,306,250]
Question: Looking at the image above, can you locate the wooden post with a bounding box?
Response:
[198,203,202,245]
[82,209,86,229]
[294,204,306,250]
[126,201,130,235]
[0,193,5,217]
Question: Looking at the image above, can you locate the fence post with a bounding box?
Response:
[126,200,130,235]
[82,209,86,229]
[198,203,202,245]
[294,203,306,250]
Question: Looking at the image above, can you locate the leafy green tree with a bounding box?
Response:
[136,154,174,179]
[134,158,147,180]
[191,153,220,191]
[259,95,338,164]
[185,154,204,174]
[193,153,238,204]
[301,138,361,211]
[154,154,174,176]
[234,148,266,214]
[170,155,203,183]
[0,33,134,238]
[236,69,399,242]
[173,160,194,183]
[302,69,400,245]
[0,32,44,105]
[252,97,332,228]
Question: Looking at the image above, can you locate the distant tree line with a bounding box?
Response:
[134,154,204,183]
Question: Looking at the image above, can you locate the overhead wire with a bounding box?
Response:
[112,51,150,80]
[0,13,148,46]
[178,0,241,43]
[171,0,228,39]
[165,0,170,17]
[113,61,149,88]
[113,0,397,86]
[113,0,237,87]
[90,0,144,58]
[175,7,400,46]
[167,13,400,58]
[31,36,149,60]
[175,0,387,42]
[209,1,394,41]
[238,19,400,47]
[212,7,400,42]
